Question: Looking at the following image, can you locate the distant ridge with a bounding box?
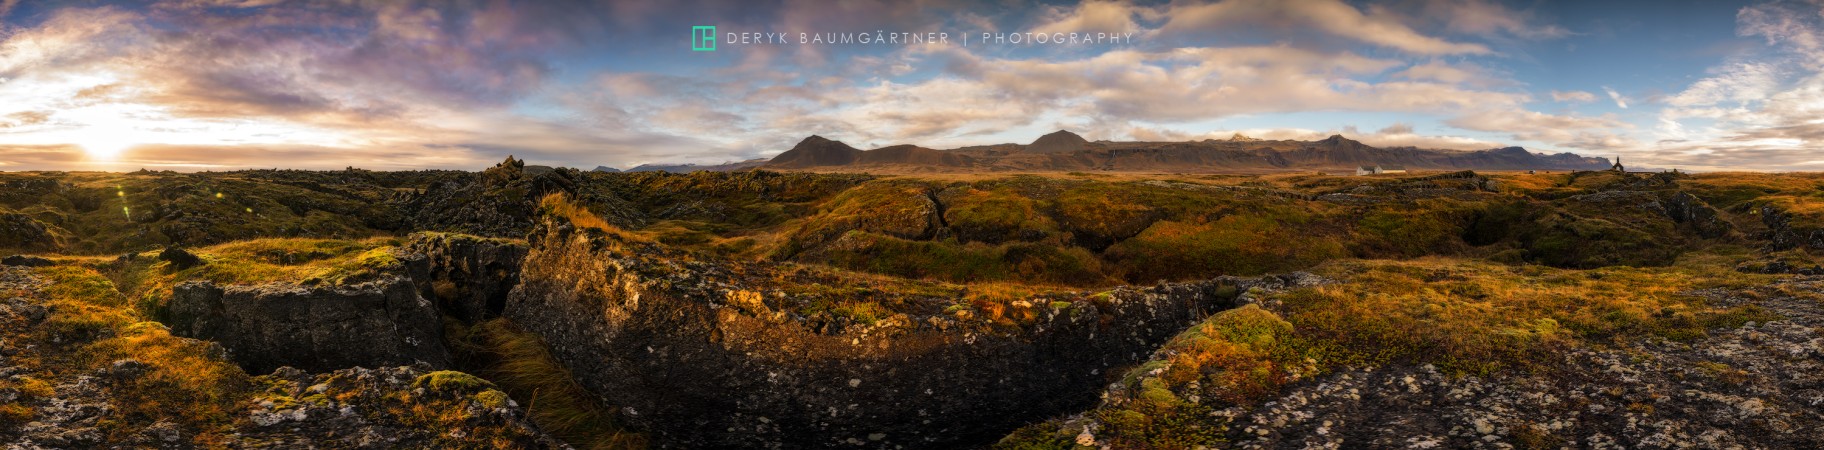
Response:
[765,136,973,169]
[640,132,1619,173]
[624,159,767,173]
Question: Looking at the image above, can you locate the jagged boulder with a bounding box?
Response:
[505,212,1246,448]
[398,233,528,322]
[165,277,450,373]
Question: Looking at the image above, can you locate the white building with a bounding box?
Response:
[1356,165,1407,175]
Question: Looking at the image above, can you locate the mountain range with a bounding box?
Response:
[600,130,1614,173]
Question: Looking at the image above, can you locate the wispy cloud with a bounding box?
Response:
[1550,90,1596,102]
[1602,86,1629,109]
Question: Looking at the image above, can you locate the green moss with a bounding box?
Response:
[413,370,496,394]
[473,389,512,409]
[992,421,1081,450]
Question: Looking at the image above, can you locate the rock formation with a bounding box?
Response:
[503,211,1248,448]
[166,277,451,373]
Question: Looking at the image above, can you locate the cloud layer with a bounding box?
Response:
[0,0,1816,171]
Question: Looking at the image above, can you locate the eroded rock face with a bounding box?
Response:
[1762,205,1824,250]
[165,277,451,373]
[398,233,528,322]
[505,216,1244,448]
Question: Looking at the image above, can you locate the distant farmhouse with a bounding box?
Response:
[1356,165,1407,175]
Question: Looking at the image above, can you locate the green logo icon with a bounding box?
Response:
[692,26,716,51]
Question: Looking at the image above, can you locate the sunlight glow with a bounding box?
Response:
[76,133,139,160]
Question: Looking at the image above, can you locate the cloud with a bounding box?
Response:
[1155,0,1492,55]
[0,0,1624,171]
[1421,0,1569,40]
[1446,109,1634,150]
[1126,123,1507,151]
[0,1,685,170]
[1031,0,1142,35]
[1601,86,1629,108]
[1550,90,1596,102]
[1648,0,1824,170]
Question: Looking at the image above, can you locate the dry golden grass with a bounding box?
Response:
[28,265,252,445]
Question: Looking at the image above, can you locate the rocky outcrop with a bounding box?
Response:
[165,277,451,373]
[1664,191,1733,239]
[399,233,528,322]
[505,215,1246,448]
[0,211,63,252]
[1012,277,1824,449]
[1761,205,1824,250]
[1,266,563,448]
[394,156,579,238]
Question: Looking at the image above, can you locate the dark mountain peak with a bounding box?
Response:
[766,135,862,168]
[1310,134,1370,151]
[1490,146,1531,156]
[1027,130,1089,153]
[1319,134,1358,145]
[592,165,621,173]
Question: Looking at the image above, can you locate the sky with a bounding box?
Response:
[0,0,1821,172]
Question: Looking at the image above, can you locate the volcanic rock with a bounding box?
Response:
[504,211,1250,448]
[165,277,451,373]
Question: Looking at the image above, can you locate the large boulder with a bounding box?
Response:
[165,277,451,373]
[504,213,1246,448]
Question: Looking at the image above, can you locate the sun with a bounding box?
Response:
[75,134,138,160]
